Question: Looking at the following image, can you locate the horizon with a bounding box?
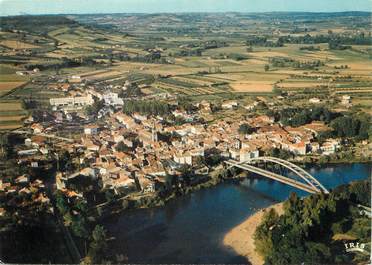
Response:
[1,10,372,17]
[1,0,371,16]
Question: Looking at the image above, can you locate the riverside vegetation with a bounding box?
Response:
[254,179,371,264]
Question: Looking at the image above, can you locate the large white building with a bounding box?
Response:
[103,92,124,107]
[50,95,94,110]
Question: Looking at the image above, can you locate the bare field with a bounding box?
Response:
[0,82,25,90]
[85,70,124,80]
[0,82,26,95]
[278,81,327,88]
[251,51,288,58]
[230,81,273,92]
[0,40,40,49]
[0,124,22,130]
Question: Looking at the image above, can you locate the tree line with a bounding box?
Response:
[246,36,284,47]
[277,32,372,46]
[25,56,99,71]
[269,57,325,70]
[254,179,370,264]
[122,100,172,116]
[267,106,371,140]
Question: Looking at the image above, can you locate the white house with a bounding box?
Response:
[103,92,124,107]
[222,100,239,109]
[341,95,351,105]
[173,152,193,165]
[239,148,260,161]
[84,125,99,135]
[321,139,340,155]
[309,98,321,104]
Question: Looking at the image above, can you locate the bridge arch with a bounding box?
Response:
[226,156,329,194]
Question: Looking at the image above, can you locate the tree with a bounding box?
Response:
[58,150,73,172]
[264,64,270,71]
[254,208,279,257]
[86,225,108,263]
[85,100,104,116]
[272,87,282,95]
[116,141,130,152]
[105,189,115,203]
[55,192,69,215]
[75,199,88,212]
[164,174,176,189]
[122,100,171,116]
[0,133,9,158]
[268,148,294,160]
[331,116,356,138]
[238,123,254,135]
[71,215,89,238]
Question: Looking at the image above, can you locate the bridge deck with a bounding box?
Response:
[225,160,318,194]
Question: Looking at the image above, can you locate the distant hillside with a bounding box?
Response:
[0,15,78,33]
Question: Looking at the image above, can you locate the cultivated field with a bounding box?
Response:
[0,40,40,49]
[0,101,27,130]
[0,12,371,128]
[0,82,26,96]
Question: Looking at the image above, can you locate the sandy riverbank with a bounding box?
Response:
[223,203,284,265]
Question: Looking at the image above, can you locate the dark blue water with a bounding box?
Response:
[104,163,371,264]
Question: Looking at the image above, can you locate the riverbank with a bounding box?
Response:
[223,202,284,265]
[294,152,371,166]
[94,167,234,219]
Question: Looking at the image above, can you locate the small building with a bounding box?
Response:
[310,142,320,153]
[341,95,351,105]
[287,141,307,155]
[84,125,99,135]
[199,100,212,113]
[115,113,137,129]
[31,161,39,168]
[320,139,340,155]
[17,149,39,156]
[71,75,81,80]
[309,98,321,104]
[15,174,29,184]
[240,148,260,161]
[25,138,32,147]
[173,152,193,165]
[222,100,239,110]
[31,123,44,134]
[136,174,156,193]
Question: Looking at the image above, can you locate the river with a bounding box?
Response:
[103,163,371,264]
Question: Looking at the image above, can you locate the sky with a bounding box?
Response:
[0,0,371,16]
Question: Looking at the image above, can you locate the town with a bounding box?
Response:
[0,9,371,265]
[2,73,368,218]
